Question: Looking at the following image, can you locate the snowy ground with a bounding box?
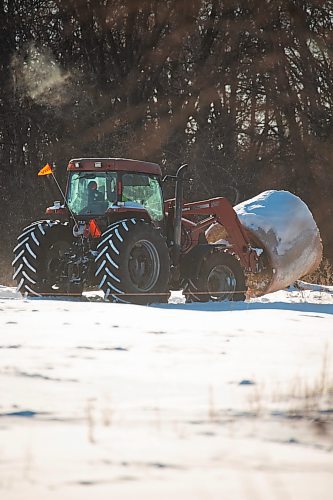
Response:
[1,284,333,499]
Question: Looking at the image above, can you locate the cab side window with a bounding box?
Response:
[122,174,164,221]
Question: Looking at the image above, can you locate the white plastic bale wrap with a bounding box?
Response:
[206,190,323,295]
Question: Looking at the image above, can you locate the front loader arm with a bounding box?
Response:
[166,196,258,272]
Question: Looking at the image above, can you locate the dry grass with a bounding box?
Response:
[303,257,333,286]
[286,346,333,418]
[247,347,333,423]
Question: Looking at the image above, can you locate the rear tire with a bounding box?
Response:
[12,220,79,297]
[95,218,170,304]
[183,249,246,302]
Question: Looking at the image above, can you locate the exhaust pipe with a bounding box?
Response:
[173,164,189,266]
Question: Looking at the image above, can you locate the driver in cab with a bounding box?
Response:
[87,180,104,204]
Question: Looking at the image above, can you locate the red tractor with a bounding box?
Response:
[12,158,261,304]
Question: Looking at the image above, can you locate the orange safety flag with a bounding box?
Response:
[38,163,53,176]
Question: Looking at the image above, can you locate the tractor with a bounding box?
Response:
[12,158,262,304]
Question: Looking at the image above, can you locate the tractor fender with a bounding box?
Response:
[106,205,151,223]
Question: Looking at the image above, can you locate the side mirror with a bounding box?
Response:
[162,164,193,183]
[162,174,177,182]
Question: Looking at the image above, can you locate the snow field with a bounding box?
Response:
[0,285,333,499]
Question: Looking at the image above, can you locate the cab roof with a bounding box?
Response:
[68,158,162,176]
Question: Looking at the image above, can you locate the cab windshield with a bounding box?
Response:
[67,172,117,215]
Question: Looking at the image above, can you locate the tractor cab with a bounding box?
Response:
[65,158,164,222]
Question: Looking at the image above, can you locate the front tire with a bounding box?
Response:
[95,218,170,304]
[183,249,247,302]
